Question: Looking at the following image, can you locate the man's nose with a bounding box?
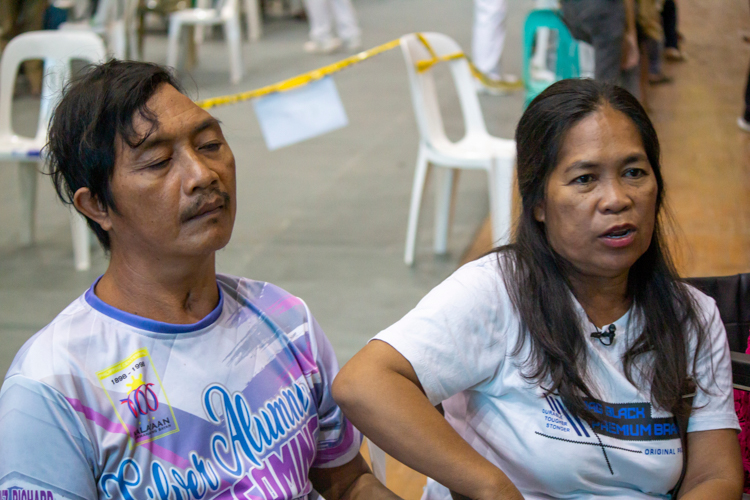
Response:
[182,149,219,192]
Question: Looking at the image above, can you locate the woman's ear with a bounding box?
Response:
[533,202,546,223]
[73,187,112,231]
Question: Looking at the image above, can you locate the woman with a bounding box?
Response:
[332,79,743,499]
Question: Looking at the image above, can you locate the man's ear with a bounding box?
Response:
[73,187,112,231]
[533,202,546,223]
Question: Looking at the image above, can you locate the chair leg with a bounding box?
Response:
[488,157,515,246]
[70,209,91,271]
[166,17,182,69]
[367,439,387,485]
[404,148,430,266]
[18,161,38,246]
[433,167,457,255]
[224,17,243,84]
[244,0,262,41]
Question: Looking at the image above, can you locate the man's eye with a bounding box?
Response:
[200,141,222,152]
[146,159,170,170]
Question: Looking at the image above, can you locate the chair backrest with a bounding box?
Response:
[685,274,750,353]
[522,9,580,105]
[399,33,489,149]
[0,31,107,145]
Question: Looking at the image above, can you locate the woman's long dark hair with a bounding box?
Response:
[499,79,708,422]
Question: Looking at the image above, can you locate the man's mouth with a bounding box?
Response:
[182,192,231,222]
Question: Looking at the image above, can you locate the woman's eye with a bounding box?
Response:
[624,168,646,178]
[573,174,594,184]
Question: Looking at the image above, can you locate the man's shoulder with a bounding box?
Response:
[217,274,311,329]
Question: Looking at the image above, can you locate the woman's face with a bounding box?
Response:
[533,105,659,282]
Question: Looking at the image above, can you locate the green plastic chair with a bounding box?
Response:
[522,9,581,106]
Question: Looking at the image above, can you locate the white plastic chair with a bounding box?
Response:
[400,33,516,266]
[0,31,107,271]
[166,0,243,84]
[367,438,387,485]
[59,0,139,60]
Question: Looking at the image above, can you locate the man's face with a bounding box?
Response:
[106,84,236,259]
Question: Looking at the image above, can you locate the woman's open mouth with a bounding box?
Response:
[599,225,636,247]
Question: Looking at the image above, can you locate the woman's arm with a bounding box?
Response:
[677,429,743,499]
[332,340,523,500]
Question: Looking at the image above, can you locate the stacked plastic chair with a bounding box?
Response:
[522,9,581,106]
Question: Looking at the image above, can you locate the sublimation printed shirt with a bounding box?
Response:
[374,255,740,500]
[0,275,361,500]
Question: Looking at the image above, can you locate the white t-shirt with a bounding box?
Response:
[374,255,739,500]
[0,275,361,500]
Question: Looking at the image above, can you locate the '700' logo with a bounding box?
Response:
[120,383,159,418]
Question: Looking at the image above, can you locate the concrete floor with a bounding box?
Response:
[0,0,533,377]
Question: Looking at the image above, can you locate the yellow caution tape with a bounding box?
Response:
[196,39,400,109]
[196,33,522,110]
[414,32,524,92]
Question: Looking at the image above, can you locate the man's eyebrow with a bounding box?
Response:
[137,117,222,151]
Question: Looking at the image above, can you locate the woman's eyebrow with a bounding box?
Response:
[563,160,598,174]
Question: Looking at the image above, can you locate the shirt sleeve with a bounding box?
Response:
[686,292,741,433]
[303,305,362,469]
[373,257,511,406]
[0,376,98,500]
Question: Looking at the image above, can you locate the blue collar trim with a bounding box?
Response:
[84,278,224,334]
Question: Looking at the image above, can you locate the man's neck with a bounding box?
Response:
[95,252,220,325]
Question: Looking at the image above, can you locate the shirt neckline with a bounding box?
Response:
[84,277,224,334]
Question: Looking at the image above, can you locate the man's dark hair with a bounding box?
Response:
[496,78,709,423]
[47,60,185,251]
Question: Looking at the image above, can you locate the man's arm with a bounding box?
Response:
[0,377,98,499]
[309,452,402,500]
[676,429,743,499]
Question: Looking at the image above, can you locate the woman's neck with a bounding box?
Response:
[567,272,632,328]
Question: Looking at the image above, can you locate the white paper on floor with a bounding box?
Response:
[253,76,349,151]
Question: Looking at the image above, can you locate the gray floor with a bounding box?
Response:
[0,0,532,377]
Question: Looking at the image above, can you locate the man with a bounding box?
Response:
[560,0,641,98]
[0,60,399,500]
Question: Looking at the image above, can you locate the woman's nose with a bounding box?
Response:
[599,178,632,213]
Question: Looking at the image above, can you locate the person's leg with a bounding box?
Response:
[743,62,750,122]
[302,0,334,43]
[472,0,508,80]
[662,0,678,49]
[329,0,361,46]
[587,0,626,84]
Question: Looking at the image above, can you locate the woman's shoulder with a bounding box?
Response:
[446,252,513,302]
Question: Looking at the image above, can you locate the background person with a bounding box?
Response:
[301,0,361,54]
[332,79,743,500]
[0,60,400,500]
[560,0,641,98]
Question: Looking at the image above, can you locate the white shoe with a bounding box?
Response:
[738,116,750,133]
[303,37,342,54]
